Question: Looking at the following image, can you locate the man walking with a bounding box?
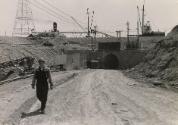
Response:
[31,59,53,114]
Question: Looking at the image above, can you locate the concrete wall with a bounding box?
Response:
[50,49,146,70]
[67,36,164,50]
[66,53,80,70]
[117,50,147,69]
[120,36,164,50]
[91,50,147,69]
[65,50,88,70]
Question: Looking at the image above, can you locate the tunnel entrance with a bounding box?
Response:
[103,54,119,69]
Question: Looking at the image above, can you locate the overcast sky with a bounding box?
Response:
[0,0,178,36]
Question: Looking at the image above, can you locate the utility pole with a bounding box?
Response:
[137,21,140,48]
[21,0,23,34]
[142,4,145,35]
[126,21,130,43]
[90,11,95,32]
[137,20,140,37]
[94,26,97,39]
[87,8,90,37]
[93,25,97,51]
[13,0,35,36]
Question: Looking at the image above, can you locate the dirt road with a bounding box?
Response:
[0,71,78,125]
[16,70,178,125]
[20,70,178,125]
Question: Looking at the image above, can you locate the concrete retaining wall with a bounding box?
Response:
[65,50,88,70]
[89,50,147,69]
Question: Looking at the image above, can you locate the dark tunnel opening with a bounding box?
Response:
[103,54,119,69]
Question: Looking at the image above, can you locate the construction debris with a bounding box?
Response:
[0,57,35,81]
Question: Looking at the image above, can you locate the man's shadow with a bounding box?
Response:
[21,109,42,119]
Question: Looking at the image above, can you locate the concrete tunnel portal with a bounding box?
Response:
[103,54,119,69]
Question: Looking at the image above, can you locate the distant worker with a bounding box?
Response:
[31,59,53,114]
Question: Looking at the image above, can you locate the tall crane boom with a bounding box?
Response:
[70,16,86,32]
[95,30,114,38]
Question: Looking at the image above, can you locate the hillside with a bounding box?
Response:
[0,36,65,81]
[134,25,178,86]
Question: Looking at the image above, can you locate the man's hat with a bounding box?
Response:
[38,58,45,63]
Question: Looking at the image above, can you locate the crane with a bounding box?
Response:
[70,16,86,32]
[95,30,115,38]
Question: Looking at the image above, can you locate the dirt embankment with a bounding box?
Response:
[132,25,178,87]
[0,35,68,81]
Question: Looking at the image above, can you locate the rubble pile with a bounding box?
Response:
[0,57,35,81]
[135,25,178,85]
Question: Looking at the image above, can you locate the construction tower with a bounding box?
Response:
[13,0,35,36]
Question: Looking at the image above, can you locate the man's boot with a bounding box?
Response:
[41,101,46,114]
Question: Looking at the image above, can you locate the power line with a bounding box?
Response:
[29,1,60,22]
[41,0,86,25]
[41,0,71,17]
[38,0,86,30]
[36,0,72,22]
[32,0,73,23]
[18,0,88,32]
[29,1,72,24]
[31,0,86,31]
